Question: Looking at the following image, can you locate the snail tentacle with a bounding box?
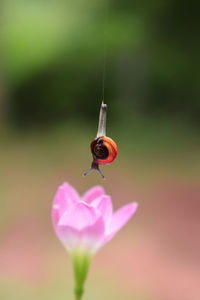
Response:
[83,161,105,179]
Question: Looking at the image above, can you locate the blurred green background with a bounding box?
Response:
[0,1,200,300]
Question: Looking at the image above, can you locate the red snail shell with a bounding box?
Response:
[90,136,118,165]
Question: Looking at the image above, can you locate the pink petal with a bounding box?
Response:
[56,217,105,253]
[52,183,80,229]
[90,195,113,223]
[58,202,100,230]
[105,202,138,242]
[82,186,105,204]
[62,182,80,202]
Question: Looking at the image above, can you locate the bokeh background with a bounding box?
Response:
[0,1,200,299]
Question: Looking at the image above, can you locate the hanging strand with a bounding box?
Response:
[101,1,109,103]
[101,46,106,102]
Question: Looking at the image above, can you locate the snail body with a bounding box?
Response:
[83,102,118,179]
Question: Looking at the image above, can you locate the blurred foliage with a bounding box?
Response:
[0,0,199,127]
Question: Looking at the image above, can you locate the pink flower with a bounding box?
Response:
[52,182,138,254]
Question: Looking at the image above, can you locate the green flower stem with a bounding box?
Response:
[71,251,92,300]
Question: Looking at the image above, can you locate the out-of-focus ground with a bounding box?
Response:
[1,0,200,299]
[0,124,200,300]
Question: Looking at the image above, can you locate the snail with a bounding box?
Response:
[83,101,118,179]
